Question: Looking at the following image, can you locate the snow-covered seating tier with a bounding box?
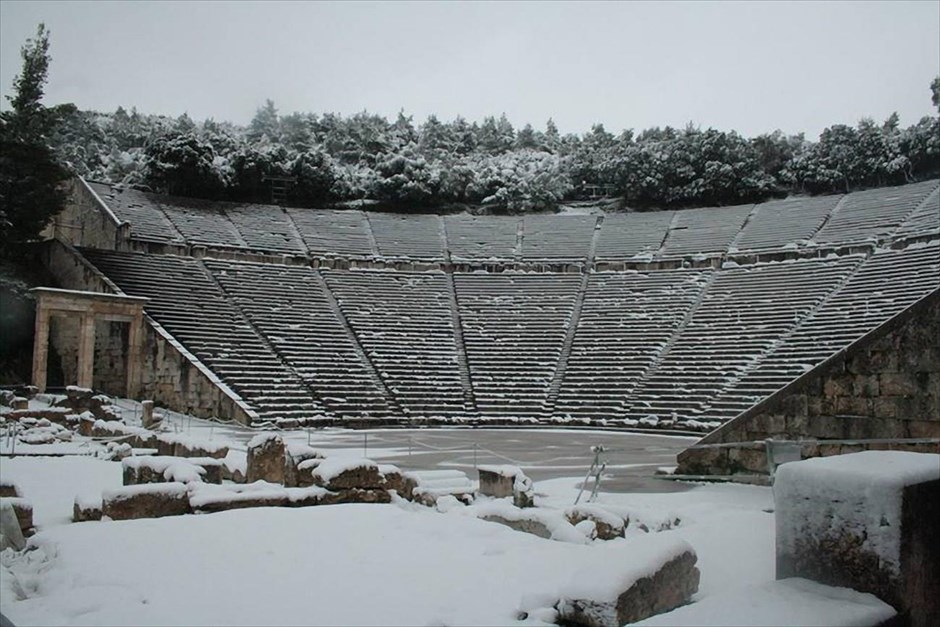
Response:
[286,208,376,257]
[594,211,674,260]
[520,215,597,261]
[623,255,862,427]
[812,179,939,245]
[155,195,250,249]
[455,272,581,420]
[444,214,518,261]
[554,269,709,423]
[660,203,753,257]
[87,182,185,244]
[367,213,445,259]
[893,184,940,240]
[701,240,940,422]
[80,249,328,424]
[222,204,306,255]
[732,194,840,252]
[323,269,468,418]
[203,260,393,418]
[88,179,940,261]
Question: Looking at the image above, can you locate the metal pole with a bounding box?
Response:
[473,442,478,469]
[364,432,368,457]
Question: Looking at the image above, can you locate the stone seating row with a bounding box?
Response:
[455,273,581,419]
[81,240,937,429]
[80,249,328,424]
[91,179,939,261]
[700,240,940,421]
[554,269,710,420]
[322,269,468,417]
[621,255,864,427]
[202,260,393,418]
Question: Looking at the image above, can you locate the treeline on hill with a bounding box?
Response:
[48,92,940,213]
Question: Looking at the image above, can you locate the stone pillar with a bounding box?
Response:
[126,313,144,398]
[76,313,96,389]
[31,305,51,393]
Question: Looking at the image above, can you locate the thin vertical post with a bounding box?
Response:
[32,302,51,393]
[77,313,96,389]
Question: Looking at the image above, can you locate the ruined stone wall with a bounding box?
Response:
[678,291,940,476]
[40,240,256,424]
[52,179,125,250]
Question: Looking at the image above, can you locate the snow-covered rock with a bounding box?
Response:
[555,535,699,627]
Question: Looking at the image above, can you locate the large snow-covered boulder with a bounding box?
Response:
[102,483,191,520]
[555,535,700,627]
[246,433,287,484]
[775,451,939,627]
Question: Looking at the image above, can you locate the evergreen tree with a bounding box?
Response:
[0,23,69,256]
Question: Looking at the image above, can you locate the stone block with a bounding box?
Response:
[478,466,516,498]
[246,433,287,484]
[284,444,324,488]
[379,466,405,495]
[880,373,918,397]
[872,398,899,419]
[556,546,700,627]
[0,479,21,498]
[852,375,880,398]
[481,514,552,539]
[823,375,854,398]
[310,458,385,490]
[102,483,191,520]
[775,451,940,627]
[834,396,871,416]
[319,488,392,506]
[73,495,102,522]
[565,506,626,540]
[0,497,33,532]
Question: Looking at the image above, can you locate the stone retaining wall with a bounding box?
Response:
[678,290,940,476]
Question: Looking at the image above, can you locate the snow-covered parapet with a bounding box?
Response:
[552,534,699,627]
[775,451,940,626]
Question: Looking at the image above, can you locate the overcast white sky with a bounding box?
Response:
[1,1,938,139]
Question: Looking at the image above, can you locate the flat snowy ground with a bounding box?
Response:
[0,401,894,626]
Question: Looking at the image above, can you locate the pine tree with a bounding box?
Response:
[0,23,69,256]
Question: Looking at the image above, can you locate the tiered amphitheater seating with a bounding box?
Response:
[223,204,306,255]
[156,196,249,249]
[444,215,518,261]
[454,273,581,419]
[286,208,376,258]
[553,269,709,422]
[74,178,939,431]
[622,256,863,427]
[661,204,753,256]
[86,182,184,244]
[594,211,673,260]
[520,215,597,261]
[894,185,940,239]
[701,241,940,421]
[732,195,840,252]
[80,250,328,423]
[367,213,445,259]
[322,270,468,419]
[201,260,392,418]
[811,180,939,245]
